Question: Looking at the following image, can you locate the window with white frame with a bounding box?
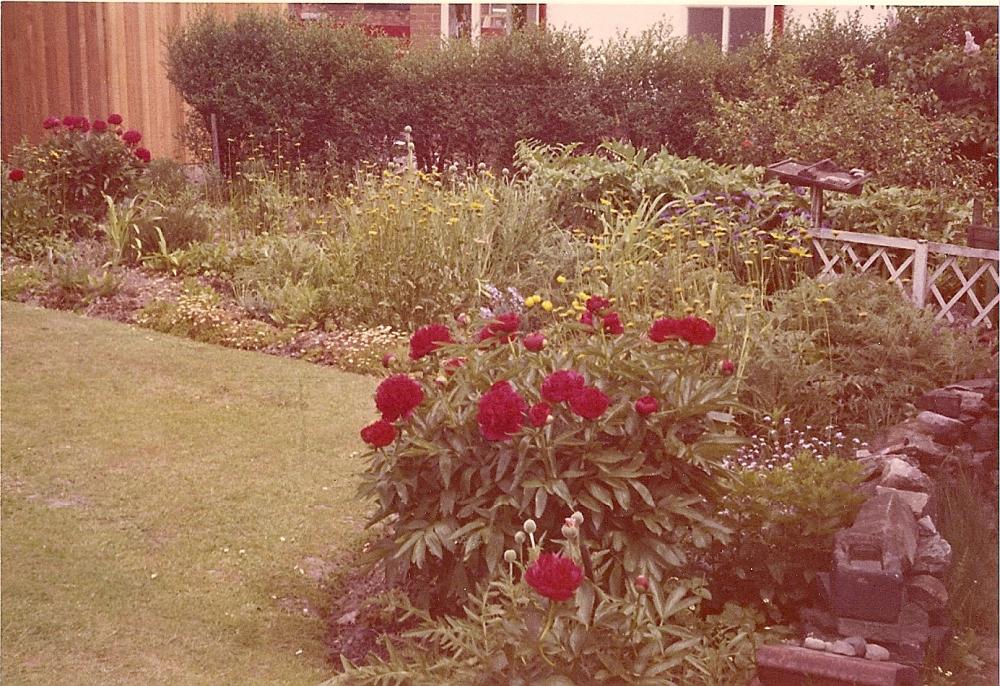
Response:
[687,6,772,51]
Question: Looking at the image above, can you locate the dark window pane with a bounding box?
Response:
[688,8,723,46]
[729,7,766,51]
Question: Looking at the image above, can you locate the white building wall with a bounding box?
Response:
[545,4,890,47]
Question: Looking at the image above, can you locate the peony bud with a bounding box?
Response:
[514,531,526,545]
[404,125,412,134]
[571,511,584,525]
[503,549,517,564]
[523,519,537,534]
[635,574,650,591]
[523,332,546,352]
[720,358,735,376]
[381,353,396,368]
[561,524,577,539]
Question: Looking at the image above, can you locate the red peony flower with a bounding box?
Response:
[579,310,594,326]
[134,147,151,163]
[42,116,61,129]
[541,370,586,403]
[107,113,123,126]
[477,380,527,441]
[91,119,108,132]
[602,311,624,335]
[524,552,584,601]
[7,168,25,182]
[586,295,611,313]
[77,117,90,132]
[375,374,424,422]
[720,358,735,376]
[360,418,397,448]
[409,323,453,360]
[569,386,610,420]
[62,115,79,128]
[523,332,546,352]
[635,395,659,416]
[528,402,551,427]
[680,316,715,346]
[650,317,684,343]
[477,312,520,344]
[122,129,142,146]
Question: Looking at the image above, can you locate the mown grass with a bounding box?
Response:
[1,303,375,685]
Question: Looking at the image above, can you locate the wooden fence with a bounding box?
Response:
[809,228,1000,329]
[1,2,286,161]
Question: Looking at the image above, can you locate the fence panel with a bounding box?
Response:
[1,2,286,161]
[809,228,1000,329]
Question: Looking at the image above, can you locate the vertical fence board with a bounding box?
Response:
[2,2,287,161]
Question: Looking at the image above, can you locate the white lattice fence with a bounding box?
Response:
[809,228,1000,329]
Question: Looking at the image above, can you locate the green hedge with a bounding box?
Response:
[165,8,997,191]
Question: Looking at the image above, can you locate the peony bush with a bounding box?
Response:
[357,303,743,608]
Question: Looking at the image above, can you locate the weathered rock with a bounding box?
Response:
[830,640,856,656]
[832,493,917,622]
[970,418,998,452]
[837,603,930,647]
[915,411,967,445]
[913,533,952,576]
[916,516,938,537]
[865,643,891,661]
[755,645,918,685]
[915,389,963,419]
[906,574,948,613]
[879,458,932,492]
[843,635,868,656]
[874,487,933,519]
[803,636,828,651]
[946,378,998,396]
[870,421,951,466]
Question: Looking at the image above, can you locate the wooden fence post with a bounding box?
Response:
[912,239,929,308]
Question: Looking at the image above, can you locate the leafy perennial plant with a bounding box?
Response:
[358,303,743,608]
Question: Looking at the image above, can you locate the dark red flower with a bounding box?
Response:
[477,380,527,441]
[541,370,586,403]
[586,295,611,313]
[569,386,610,420]
[720,358,736,376]
[409,323,453,360]
[360,419,397,448]
[122,129,142,146]
[524,552,584,601]
[650,317,685,343]
[579,310,594,326]
[523,332,546,352]
[91,119,108,132]
[375,374,424,422]
[42,116,61,129]
[680,316,716,346]
[528,402,551,427]
[477,312,520,344]
[134,147,151,163]
[107,113,123,126]
[7,168,25,182]
[444,357,466,375]
[602,312,624,335]
[62,115,79,128]
[635,395,659,416]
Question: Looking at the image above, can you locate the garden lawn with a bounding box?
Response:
[1,303,375,685]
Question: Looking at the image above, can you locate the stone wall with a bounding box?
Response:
[753,377,998,685]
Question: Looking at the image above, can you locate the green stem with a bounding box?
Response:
[536,600,557,667]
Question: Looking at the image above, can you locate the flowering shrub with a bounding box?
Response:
[327,517,764,685]
[358,308,742,607]
[3,113,148,245]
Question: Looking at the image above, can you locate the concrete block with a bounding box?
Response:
[755,645,919,685]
